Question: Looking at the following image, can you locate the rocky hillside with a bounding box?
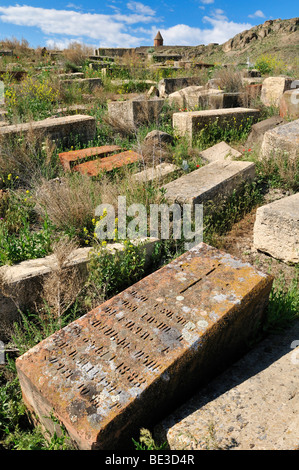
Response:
[154,18,299,67]
[222,17,298,53]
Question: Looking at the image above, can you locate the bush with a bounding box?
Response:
[5,75,60,122]
[212,66,243,93]
[62,42,93,66]
[255,54,288,75]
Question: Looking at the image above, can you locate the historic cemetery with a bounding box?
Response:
[0,40,298,451]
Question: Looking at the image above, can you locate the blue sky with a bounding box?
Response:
[0,1,297,49]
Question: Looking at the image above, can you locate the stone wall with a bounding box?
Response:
[0,115,97,147]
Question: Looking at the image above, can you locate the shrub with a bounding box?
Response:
[5,75,60,122]
[212,66,244,93]
[255,54,288,75]
[62,42,93,66]
[87,241,147,300]
[33,173,103,244]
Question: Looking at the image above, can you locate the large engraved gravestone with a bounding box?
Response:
[16,243,273,449]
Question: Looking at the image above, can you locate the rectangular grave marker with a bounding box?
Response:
[162,160,255,206]
[59,145,122,171]
[16,243,273,450]
[72,150,142,176]
[0,115,96,147]
[173,107,260,143]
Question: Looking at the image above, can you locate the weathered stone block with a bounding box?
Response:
[155,316,299,450]
[0,115,96,147]
[158,77,203,97]
[62,78,102,91]
[280,89,299,119]
[16,243,273,449]
[261,118,299,160]
[167,86,205,109]
[58,73,85,79]
[0,238,158,341]
[133,162,179,183]
[253,193,299,264]
[162,160,255,206]
[173,108,260,143]
[143,129,174,145]
[246,115,283,145]
[207,92,243,109]
[261,76,293,107]
[199,141,242,163]
[167,88,243,111]
[242,69,261,78]
[59,145,121,171]
[73,150,142,176]
[107,98,164,130]
[245,83,262,101]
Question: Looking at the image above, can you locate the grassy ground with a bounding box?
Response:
[0,40,298,450]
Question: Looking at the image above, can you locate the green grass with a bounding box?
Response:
[264,272,299,334]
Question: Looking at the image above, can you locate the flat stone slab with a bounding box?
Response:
[0,115,96,146]
[253,193,299,264]
[73,150,142,176]
[261,118,299,160]
[155,319,299,450]
[167,88,243,111]
[173,108,260,142]
[261,76,293,107]
[108,97,164,130]
[0,238,158,341]
[58,73,85,79]
[16,243,273,450]
[62,78,102,91]
[133,162,179,183]
[162,160,255,206]
[246,116,284,145]
[59,145,122,171]
[158,77,203,97]
[199,141,242,163]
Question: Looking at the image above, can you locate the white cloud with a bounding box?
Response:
[0,4,253,48]
[127,1,156,16]
[0,4,156,47]
[66,3,82,10]
[248,10,265,19]
[160,16,253,46]
[200,0,214,4]
[211,9,228,21]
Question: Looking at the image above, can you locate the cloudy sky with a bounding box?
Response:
[0,1,297,49]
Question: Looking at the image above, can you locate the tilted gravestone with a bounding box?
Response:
[108,97,164,131]
[16,243,273,450]
[253,193,299,264]
[173,108,260,143]
[0,115,96,147]
[261,118,299,160]
[162,160,255,206]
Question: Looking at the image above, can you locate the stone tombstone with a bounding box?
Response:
[260,76,293,107]
[16,243,273,449]
[253,193,299,264]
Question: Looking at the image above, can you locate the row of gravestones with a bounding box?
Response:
[0,73,298,450]
[10,139,299,452]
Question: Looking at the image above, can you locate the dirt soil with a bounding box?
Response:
[218,193,298,288]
